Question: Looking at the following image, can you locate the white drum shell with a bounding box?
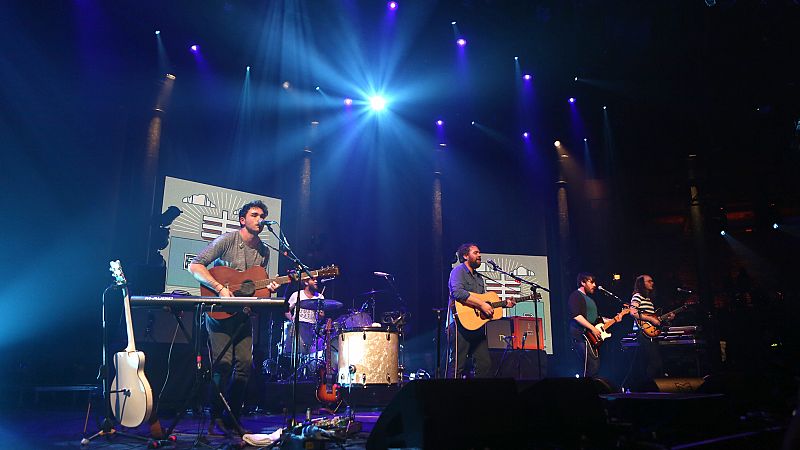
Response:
[337,329,399,385]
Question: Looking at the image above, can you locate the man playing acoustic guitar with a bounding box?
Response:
[446,243,515,378]
[189,200,280,436]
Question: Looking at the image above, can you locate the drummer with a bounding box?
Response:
[286,277,324,353]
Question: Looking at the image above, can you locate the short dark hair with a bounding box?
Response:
[238,200,268,226]
[456,243,478,262]
[577,272,595,286]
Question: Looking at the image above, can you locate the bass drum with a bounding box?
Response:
[337,328,399,386]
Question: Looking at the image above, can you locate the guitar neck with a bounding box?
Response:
[488,293,540,309]
[253,270,320,291]
[660,305,687,320]
[122,285,137,353]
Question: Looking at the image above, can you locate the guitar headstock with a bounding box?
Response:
[109,260,128,286]
[315,265,340,279]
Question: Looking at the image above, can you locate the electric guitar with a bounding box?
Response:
[200,265,339,319]
[638,302,694,338]
[316,318,340,405]
[584,307,629,356]
[454,291,542,331]
[109,261,153,428]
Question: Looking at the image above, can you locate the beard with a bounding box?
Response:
[468,259,481,269]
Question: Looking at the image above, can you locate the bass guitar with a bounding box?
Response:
[109,260,153,428]
[200,265,339,319]
[638,302,694,338]
[584,307,629,356]
[454,291,542,331]
[316,319,340,406]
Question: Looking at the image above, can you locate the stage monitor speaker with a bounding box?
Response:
[485,318,512,349]
[654,377,704,393]
[366,378,517,450]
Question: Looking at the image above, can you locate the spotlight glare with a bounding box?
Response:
[369,95,387,111]
[574,76,578,81]
[456,38,467,47]
[190,44,198,52]
[523,132,529,139]
[720,230,726,236]
[343,98,353,106]
[523,74,532,80]
[155,30,161,35]
[246,66,250,71]
[471,121,475,125]
[436,120,444,126]
[388,1,397,10]
[583,138,588,142]
[773,223,779,229]
[554,140,561,147]
[568,97,576,103]
[514,56,519,61]
[315,86,320,91]
[282,81,291,89]
[603,106,607,110]
[165,73,176,80]
[451,21,457,25]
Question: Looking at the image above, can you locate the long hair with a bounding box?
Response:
[632,274,652,296]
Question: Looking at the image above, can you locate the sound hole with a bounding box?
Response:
[235,279,256,297]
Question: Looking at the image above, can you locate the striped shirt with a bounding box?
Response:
[631,292,655,314]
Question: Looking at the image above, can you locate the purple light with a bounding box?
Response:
[190,44,199,52]
[568,97,576,103]
[523,132,530,139]
[343,98,353,106]
[436,120,444,126]
[456,38,467,47]
[388,1,397,9]
[523,74,532,80]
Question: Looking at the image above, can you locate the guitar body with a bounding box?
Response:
[584,308,629,355]
[316,366,341,404]
[110,350,153,427]
[202,266,270,320]
[639,321,661,338]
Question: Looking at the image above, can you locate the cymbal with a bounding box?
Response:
[356,289,386,297]
[298,298,343,311]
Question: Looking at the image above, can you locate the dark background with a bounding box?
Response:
[1,0,798,391]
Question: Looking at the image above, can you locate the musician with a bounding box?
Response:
[188,200,279,436]
[446,243,515,378]
[629,274,674,388]
[568,273,603,377]
[285,277,324,354]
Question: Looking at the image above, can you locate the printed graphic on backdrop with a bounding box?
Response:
[454,253,553,354]
[159,176,282,295]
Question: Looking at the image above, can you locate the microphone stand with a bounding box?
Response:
[488,262,550,379]
[379,274,407,382]
[264,223,312,429]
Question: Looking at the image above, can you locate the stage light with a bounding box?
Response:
[583,138,588,142]
[155,30,161,35]
[471,121,476,125]
[315,86,320,91]
[523,132,529,139]
[574,76,578,81]
[613,273,621,281]
[568,97,576,103]
[246,66,250,71]
[369,95,387,111]
[603,106,607,110]
[523,74,532,80]
[439,143,447,147]
[344,98,353,106]
[282,81,291,89]
[165,73,176,80]
[388,1,397,9]
[720,230,726,236]
[190,44,199,52]
[514,56,519,61]
[554,140,561,147]
[436,120,444,126]
[451,21,457,25]
[456,38,467,47]
[773,223,779,229]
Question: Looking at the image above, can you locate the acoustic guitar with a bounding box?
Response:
[584,307,629,356]
[316,318,340,405]
[109,260,153,428]
[200,265,339,319]
[454,291,542,331]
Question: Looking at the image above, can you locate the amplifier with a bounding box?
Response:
[485,317,544,350]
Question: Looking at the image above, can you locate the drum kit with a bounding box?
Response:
[267,289,405,387]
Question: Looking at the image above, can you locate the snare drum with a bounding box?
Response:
[337,328,400,386]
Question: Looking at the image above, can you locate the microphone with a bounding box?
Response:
[677,287,693,294]
[259,219,278,226]
[486,259,500,270]
[374,271,391,277]
[597,286,620,299]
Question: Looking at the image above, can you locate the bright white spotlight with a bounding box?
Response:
[720,230,726,236]
[369,95,387,111]
[554,140,562,147]
[773,223,779,229]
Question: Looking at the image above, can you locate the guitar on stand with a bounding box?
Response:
[108,260,153,428]
[454,291,542,331]
[316,319,340,407]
